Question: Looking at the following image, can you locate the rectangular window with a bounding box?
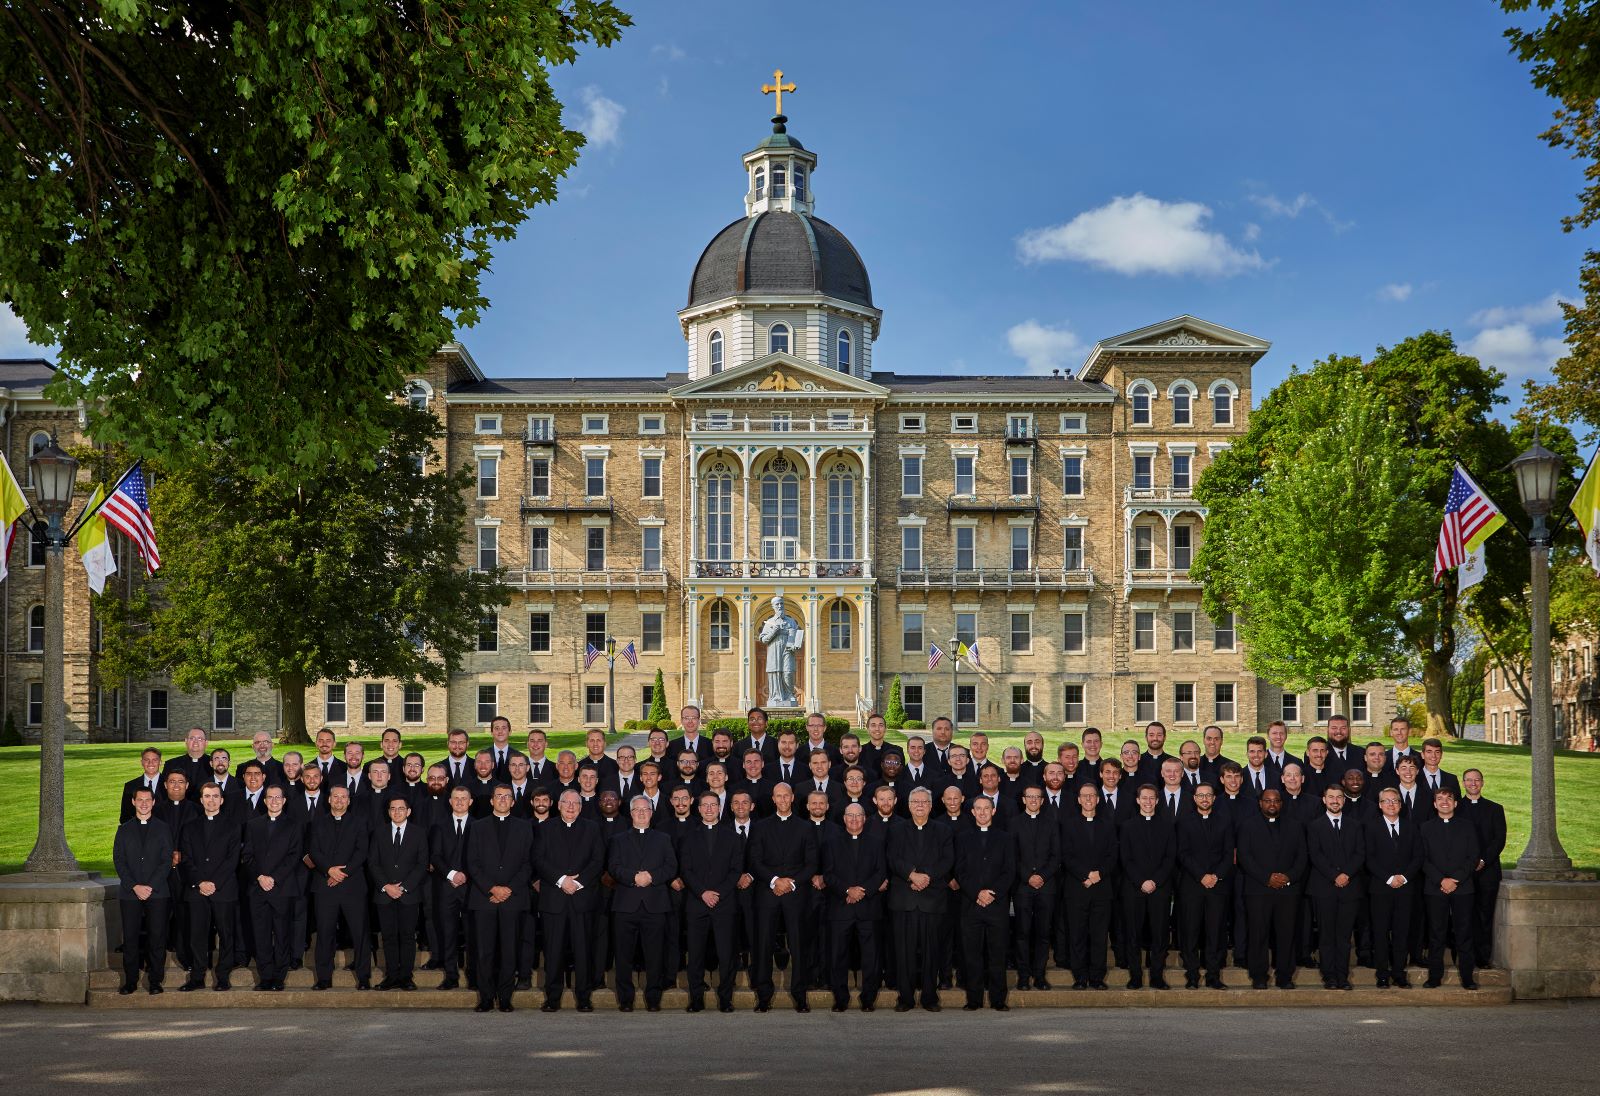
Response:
[1352,692,1370,723]
[527,416,554,441]
[1213,390,1234,426]
[1172,390,1192,427]
[1213,611,1236,651]
[1062,455,1084,496]
[1281,693,1300,724]
[1064,611,1086,653]
[1174,682,1196,724]
[956,612,977,649]
[957,684,977,726]
[901,455,923,497]
[1007,414,1032,439]
[954,454,976,496]
[829,601,852,651]
[148,689,169,733]
[1010,525,1031,571]
[1134,682,1157,723]
[403,684,425,724]
[1010,455,1031,496]
[709,602,731,651]
[902,612,924,653]
[642,611,663,653]
[1134,610,1155,651]
[585,456,606,497]
[1059,413,1086,433]
[641,685,655,721]
[362,683,383,724]
[584,684,606,725]
[1010,612,1032,653]
[901,526,923,572]
[583,414,608,435]
[477,684,498,725]
[902,684,924,723]
[829,409,853,428]
[110,687,123,731]
[325,683,347,723]
[1316,692,1334,722]
[1063,526,1084,571]
[529,527,549,571]
[586,612,607,652]
[955,525,976,571]
[1063,683,1085,723]
[27,681,43,726]
[527,611,551,654]
[478,612,498,652]
[1011,683,1033,725]
[1173,610,1194,651]
[1133,453,1153,491]
[639,414,665,435]
[586,526,606,571]
[1172,453,1192,491]
[529,684,551,724]
[476,414,501,434]
[477,526,498,570]
[1134,526,1154,570]
[1173,525,1193,570]
[900,414,925,433]
[477,455,499,498]
[952,413,978,433]
[642,526,662,572]
[214,691,235,732]
[642,457,662,498]
[529,457,550,497]
[1214,682,1236,723]
[29,525,46,567]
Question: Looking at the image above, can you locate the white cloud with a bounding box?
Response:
[1463,323,1567,380]
[1017,194,1265,277]
[650,43,687,62]
[1377,282,1413,303]
[1007,320,1086,374]
[1469,292,1566,328]
[1242,222,1261,242]
[577,86,625,148]
[1248,190,1353,232]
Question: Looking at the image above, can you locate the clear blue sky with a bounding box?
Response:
[1,1,1580,410]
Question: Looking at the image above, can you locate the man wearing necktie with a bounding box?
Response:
[121,747,167,823]
[437,728,473,788]
[244,786,302,991]
[368,797,427,990]
[307,785,372,990]
[1364,787,1420,988]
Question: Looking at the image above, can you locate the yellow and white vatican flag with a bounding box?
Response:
[1572,447,1600,576]
[0,453,29,584]
[75,485,117,594]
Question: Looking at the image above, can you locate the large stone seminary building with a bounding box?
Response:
[0,113,1394,741]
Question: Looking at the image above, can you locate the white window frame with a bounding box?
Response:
[1134,682,1157,724]
[1209,379,1238,426]
[1167,380,1197,427]
[582,414,610,436]
[639,414,666,435]
[527,414,555,442]
[1059,413,1086,434]
[899,413,926,434]
[476,452,500,499]
[1128,380,1156,427]
[325,682,348,724]
[641,452,664,499]
[1063,610,1087,654]
[403,683,426,725]
[951,413,979,434]
[900,452,924,498]
[475,413,502,435]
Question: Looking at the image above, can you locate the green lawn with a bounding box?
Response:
[2,728,1597,876]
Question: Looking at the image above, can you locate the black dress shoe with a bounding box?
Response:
[1015,977,1030,991]
[937,978,952,990]
[962,1002,981,1011]
[1072,980,1088,990]
[1375,977,1390,988]
[923,1002,941,1013]
[288,960,303,971]
[1393,975,1411,988]
[1424,978,1442,988]
[270,981,285,991]
[1276,981,1295,990]
[498,1003,514,1013]
[374,979,394,991]
[860,1002,875,1012]
[793,1000,810,1013]
[514,978,533,992]
[831,1002,848,1013]
[254,983,273,993]
[1185,976,1200,989]
[118,985,136,996]
[894,1003,913,1013]
[1252,980,1270,990]
[1126,977,1142,990]
[1323,980,1336,990]
[1206,977,1227,990]
[993,1003,1010,1011]
[755,1001,771,1013]
[647,1003,661,1013]
[687,1000,704,1013]
[1462,980,1479,991]
[356,981,371,991]
[313,981,332,991]
[1090,980,1108,991]
[438,979,459,991]
[1150,978,1169,990]
[148,985,163,996]
[618,1003,633,1012]
[576,1002,594,1013]
[214,982,231,992]
[1035,978,1052,991]
[541,1002,560,1012]
[718,1003,735,1013]
[400,979,416,991]
[474,1002,493,1013]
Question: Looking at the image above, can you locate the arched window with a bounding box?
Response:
[1210,380,1237,426]
[836,328,852,372]
[1129,383,1154,427]
[768,322,790,355]
[794,165,807,202]
[828,599,852,651]
[760,457,800,561]
[771,163,787,200]
[404,381,431,411]
[827,467,855,561]
[754,168,766,202]
[27,605,45,653]
[703,471,733,562]
[25,431,49,486]
[709,600,732,652]
[708,330,724,374]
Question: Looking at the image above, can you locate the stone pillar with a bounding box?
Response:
[0,873,119,1003]
[808,466,817,565]
[858,591,875,723]
[685,592,701,707]
[803,592,822,713]
[1495,878,1600,998]
[737,593,757,710]
[25,542,77,873]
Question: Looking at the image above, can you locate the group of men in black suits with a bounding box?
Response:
[112,710,1507,1009]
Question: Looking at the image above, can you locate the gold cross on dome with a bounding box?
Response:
[762,69,796,115]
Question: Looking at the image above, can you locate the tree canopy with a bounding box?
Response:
[0,1,630,478]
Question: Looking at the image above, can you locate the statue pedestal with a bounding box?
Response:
[0,871,119,1003]
[1495,876,1600,998]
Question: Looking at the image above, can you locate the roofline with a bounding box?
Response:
[445,390,672,406]
[1076,314,1270,381]
[439,341,485,382]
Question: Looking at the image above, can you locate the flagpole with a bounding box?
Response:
[62,460,137,541]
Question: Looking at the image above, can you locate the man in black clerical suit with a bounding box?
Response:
[1421,788,1480,990]
[1366,786,1422,988]
[886,786,953,1012]
[681,791,744,1012]
[162,728,212,802]
[113,788,176,995]
[154,772,196,971]
[429,785,475,991]
[955,795,1016,1010]
[306,785,372,990]
[1305,784,1365,990]
[179,783,240,991]
[1459,768,1507,968]
[243,786,304,991]
[1176,782,1233,988]
[1237,789,1307,990]
[368,796,428,990]
[821,804,886,1012]
[466,784,535,1012]
[237,731,287,788]
[607,795,678,1011]
[536,790,605,1011]
[122,748,166,822]
[1060,782,1118,989]
[1118,785,1176,990]
[748,781,819,1012]
[1009,786,1059,990]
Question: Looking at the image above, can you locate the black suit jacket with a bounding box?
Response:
[821,830,887,921]
[1236,814,1307,896]
[799,740,842,768]
[664,735,716,767]
[1176,810,1234,884]
[466,815,535,912]
[1197,753,1238,787]
[1394,784,1437,825]
[121,775,166,822]
[367,822,428,905]
[1304,813,1366,898]
[1322,745,1362,777]
[1364,814,1423,889]
[748,814,819,893]
[162,753,212,801]
[236,756,287,787]
[735,734,782,768]
[1099,787,1137,823]
[535,818,605,913]
[306,812,370,894]
[1008,811,1060,892]
[794,777,848,819]
[113,818,176,898]
[955,826,1016,919]
[885,821,953,913]
[308,756,348,787]
[1421,816,1480,895]
[678,823,744,903]
[1118,814,1176,889]
[286,788,329,821]
[153,797,197,858]
[245,813,307,897]
[436,754,475,787]
[1418,769,1463,801]
[1459,796,1507,879]
[1135,751,1177,788]
[1060,812,1119,887]
[179,813,242,900]
[607,827,677,914]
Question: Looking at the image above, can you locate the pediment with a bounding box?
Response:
[670,352,889,399]
[1077,315,1270,380]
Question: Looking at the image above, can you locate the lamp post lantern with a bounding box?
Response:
[1509,431,1575,878]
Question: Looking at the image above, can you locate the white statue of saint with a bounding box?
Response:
[758,595,804,707]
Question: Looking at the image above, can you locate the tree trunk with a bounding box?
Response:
[1421,654,1454,739]
[279,669,310,745]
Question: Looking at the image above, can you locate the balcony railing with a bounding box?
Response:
[488,568,669,591]
[690,558,874,580]
[523,426,558,445]
[945,493,1042,513]
[1125,567,1201,590]
[689,414,870,433]
[520,494,614,514]
[895,567,1095,591]
[1124,484,1199,504]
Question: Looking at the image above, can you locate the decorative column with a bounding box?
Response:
[685,593,701,706]
[737,593,757,710]
[741,463,752,568]
[861,443,873,572]
[808,461,818,565]
[687,451,699,577]
[858,591,875,722]
[804,592,823,713]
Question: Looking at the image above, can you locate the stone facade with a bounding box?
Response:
[1482,630,1598,750]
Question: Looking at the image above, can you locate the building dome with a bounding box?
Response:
[688,211,873,309]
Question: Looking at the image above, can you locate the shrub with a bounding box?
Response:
[885,675,906,729]
[655,719,677,732]
[902,718,925,730]
[647,669,671,724]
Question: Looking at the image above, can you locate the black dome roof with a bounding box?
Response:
[688,212,873,309]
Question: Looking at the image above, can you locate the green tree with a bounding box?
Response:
[94,401,507,744]
[884,675,906,729]
[0,1,630,478]
[647,669,670,725]
[1453,647,1490,731]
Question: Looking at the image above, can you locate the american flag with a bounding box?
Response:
[619,640,638,668]
[99,462,162,574]
[1434,463,1504,585]
[584,642,603,670]
[928,642,944,671]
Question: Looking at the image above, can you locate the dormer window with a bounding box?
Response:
[837,328,851,372]
[708,330,724,373]
[769,322,790,354]
[794,165,807,201]
[754,168,766,202]
[771,163,787,200]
